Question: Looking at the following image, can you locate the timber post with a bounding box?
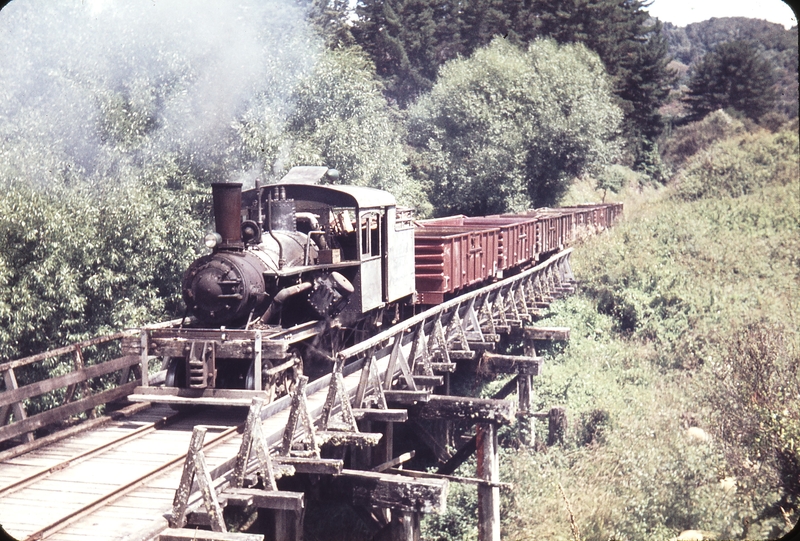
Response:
[517,337,537,446]
[387,510,421,541]
[476,422,501,541]
[547,406,568,446]
[409,395,514,541]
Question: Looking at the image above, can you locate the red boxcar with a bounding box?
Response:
[414,203,623,305]
[414,222,500,305]
[417,215,539,272]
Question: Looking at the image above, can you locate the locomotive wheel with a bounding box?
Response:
[164,357,192,412]
[245,359,274,401]
[164,357,186,388]
[245,348,303,402]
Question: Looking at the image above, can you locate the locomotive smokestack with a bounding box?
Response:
[212,182,243,250]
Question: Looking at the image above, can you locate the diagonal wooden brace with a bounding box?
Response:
[171,427,226,532]
[281,376,319,457]
[234,398,278,490]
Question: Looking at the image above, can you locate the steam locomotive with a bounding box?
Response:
[138,166,621,404]
[182,166,415,331]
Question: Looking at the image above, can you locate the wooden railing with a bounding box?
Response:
[0,320,179,447]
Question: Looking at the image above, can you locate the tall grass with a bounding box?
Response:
[422,124,799,541]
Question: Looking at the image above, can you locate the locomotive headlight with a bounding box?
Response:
[204,231,222,249]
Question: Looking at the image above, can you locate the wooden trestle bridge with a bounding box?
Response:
[0,249,578,541]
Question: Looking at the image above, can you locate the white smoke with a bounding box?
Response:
[0,0,320,185]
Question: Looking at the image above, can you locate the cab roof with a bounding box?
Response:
[273,183,396,209]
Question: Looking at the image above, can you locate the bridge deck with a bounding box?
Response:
[0,360,373,541]
[0,405,245,541]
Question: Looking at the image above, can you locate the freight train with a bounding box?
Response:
[138,166,621,403]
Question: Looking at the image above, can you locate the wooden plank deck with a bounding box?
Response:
[0,404,246,541]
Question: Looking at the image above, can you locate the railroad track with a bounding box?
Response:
[0,405,246,541]
[0,408,185,498]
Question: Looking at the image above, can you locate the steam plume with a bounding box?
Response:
[0,0,320,186]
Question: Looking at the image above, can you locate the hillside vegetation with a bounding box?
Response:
[0,3,797,538]
[423,118,799,540]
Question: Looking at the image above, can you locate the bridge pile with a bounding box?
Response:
[1,249,579,541]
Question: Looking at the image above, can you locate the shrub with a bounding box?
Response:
[705,322,800,529]
[407,37,622,216]
[660,110,745,169]
[275,47,430,214]
[595,165,638,201]
[673,125,799,200]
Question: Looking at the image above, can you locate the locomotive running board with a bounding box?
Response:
[128,387,273,407]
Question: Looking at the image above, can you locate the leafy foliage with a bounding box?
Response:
[0,175,204,361]
[351,0,539,107]
[706,322,800,532]
[660,109,746,169]
[534,0,675,146]
[674,124,799,200]
[407,38,622,216]
[664,19,798,120]
[280,48,429,213]
[479,127,799,539]
[352,0,674,157]
[352,0,454,107]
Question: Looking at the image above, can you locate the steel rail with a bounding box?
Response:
[20,421,242,541]
[0,409,186,498]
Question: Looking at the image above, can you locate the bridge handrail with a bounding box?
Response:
[0,319,182,372]
[0,319,182,446]
[337,248,574,362]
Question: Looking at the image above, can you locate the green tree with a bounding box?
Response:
[352,0,461,107]
[0,173,205,361]
[686,40,778,122]
[531,0,674,160]
[238,47,430,213]
[407,38,622,217]
[352,0,544,107]
[305,0,357,48]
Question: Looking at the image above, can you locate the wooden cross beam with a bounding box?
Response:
[158,529,263,541]
[479,352,543,375]
[410,395,516,425]
[329,469,448,514]
[523,326,571,341]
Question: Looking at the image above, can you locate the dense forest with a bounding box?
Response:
[0,1,797,539]
[662,17,799,120]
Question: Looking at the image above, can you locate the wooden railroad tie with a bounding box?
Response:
[410,395,517,425]
[524,326,571,341]
[327,469,448,514]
